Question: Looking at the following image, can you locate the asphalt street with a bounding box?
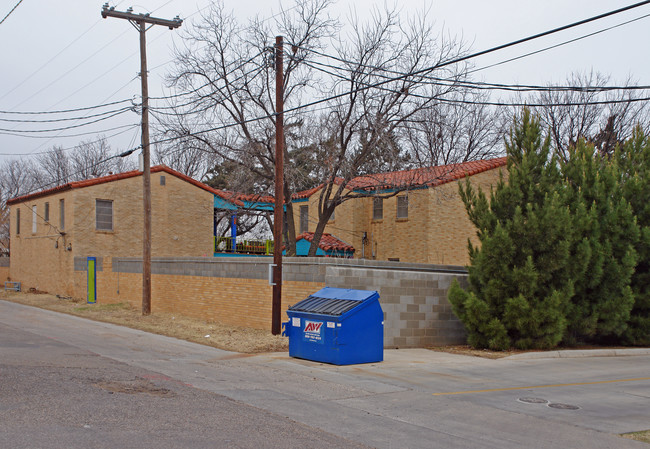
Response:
[0,300,648,449]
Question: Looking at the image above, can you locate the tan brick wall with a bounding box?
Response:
[88,258,325,330]
[0,266,9,282]
[294,167,504,265]
[11,171,215,297]
[9,191,76,295]
[424,169,503,265]
[72,173,214,259]
[292,189,369,256]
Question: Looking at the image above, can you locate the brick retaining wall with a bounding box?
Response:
[73,256,468,348]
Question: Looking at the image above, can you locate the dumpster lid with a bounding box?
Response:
[288,287,379,316]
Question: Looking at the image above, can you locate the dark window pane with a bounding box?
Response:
[96,199,113,231]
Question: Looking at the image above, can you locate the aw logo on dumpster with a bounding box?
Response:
[303,320,324,344]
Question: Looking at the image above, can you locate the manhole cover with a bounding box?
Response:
[548,403,580,410]
[518,397,548,404]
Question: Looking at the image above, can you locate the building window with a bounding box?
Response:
[373,197,383,220]
[160,175,166,186]
[329,208,335,222]
[397,195,408,219]
[16,208,20,235]
[95,199,113,231]
[32,205,37,233]
[60,199,65,230]
[44,202,50,222]
[300,205,309,234]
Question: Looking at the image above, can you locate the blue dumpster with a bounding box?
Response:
[282,287,383,365]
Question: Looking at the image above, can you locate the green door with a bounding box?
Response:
[87,257,96,304]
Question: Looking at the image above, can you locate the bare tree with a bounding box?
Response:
[162,0,336,254]
[405,89,507,167]
[302,5,475,255]
[0,159,38,255]
[70,138,120,179]
[529,71,650,161]
[36,146,71,186]
[162,0,502,256]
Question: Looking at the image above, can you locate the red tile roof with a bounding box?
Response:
[290,157,507,199]
[8,158,505,208]
[292,184,325,200]
[7,165,244,207]
[296,232,355,253]
[224,192,276,204]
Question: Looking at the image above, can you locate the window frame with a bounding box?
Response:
[95,199,114,231]
[44,202,50,222]
[396,195,409,219]
[372,197,383,220]
[32,205,37,233]
[299,205,309,234]
[16,208,20,235]
[60,199,65,231]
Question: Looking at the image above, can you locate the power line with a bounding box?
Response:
[277,1,650,117]
[148,50,267,102]
[0,0,133,101]
[302,56,650,95]
[0,98,133,115]
[0,125,140,156]
[7,146,139,240]
[0,0,24,26]
[468,11,650,77]
[0,123,139,140]
[0,105,134,123]
[291,10,650,94]
[149,66,269,116]
[123,1,650,154]
[302,59,650,109]
[0,22,102,102]
[0,108,133,134]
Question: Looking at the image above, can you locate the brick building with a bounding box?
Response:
[5,160,503,342]
[292,157,507,265]
[6,166,239,297]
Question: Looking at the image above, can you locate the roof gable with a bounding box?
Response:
[7,165,243,207]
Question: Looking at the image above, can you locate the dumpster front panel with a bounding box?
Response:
[286,312,342,364]
[284,287,383,365]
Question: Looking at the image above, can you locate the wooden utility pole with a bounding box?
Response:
[101,3,182,315]
[271,36,284,335]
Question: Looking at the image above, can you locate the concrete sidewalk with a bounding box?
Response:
[1,300,648,449]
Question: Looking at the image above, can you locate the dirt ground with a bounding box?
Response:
[0,290,288,354]
[1,290,517,357]
[0,290,641,360]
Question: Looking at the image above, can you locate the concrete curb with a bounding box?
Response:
[504,348,650,360]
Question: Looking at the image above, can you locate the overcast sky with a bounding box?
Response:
[0,0,648,164]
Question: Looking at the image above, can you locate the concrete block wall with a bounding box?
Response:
[77,256,468,348]
[322,260,469,347]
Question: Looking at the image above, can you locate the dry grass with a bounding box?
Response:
[427,345,523,359]
[0,290,288,354]
[621,430,650,444]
